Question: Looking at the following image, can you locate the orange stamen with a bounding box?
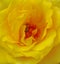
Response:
[25,23,36,39]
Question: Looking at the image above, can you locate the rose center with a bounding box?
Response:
[19,23,41,46]
[25,23,40,39]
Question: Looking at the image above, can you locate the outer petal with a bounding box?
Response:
[38,44,60,64]
[0,0,11,11]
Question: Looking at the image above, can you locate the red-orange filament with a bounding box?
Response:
[25,23,39,39]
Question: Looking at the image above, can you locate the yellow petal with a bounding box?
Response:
[53,7,60,28]
[33,30,56,51]
[38,44,60,64]
[0,0,11,11]
[0,46,16,63]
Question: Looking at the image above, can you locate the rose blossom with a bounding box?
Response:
[0,0,60,64]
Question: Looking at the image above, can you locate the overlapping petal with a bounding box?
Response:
[0,0,60,64]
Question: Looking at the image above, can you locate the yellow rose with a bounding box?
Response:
[0,0,60,64]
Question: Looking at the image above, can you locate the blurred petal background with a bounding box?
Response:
[0,0,11,11]
[0,0,60,64]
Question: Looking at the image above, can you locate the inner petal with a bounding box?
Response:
[19,21,47,46]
